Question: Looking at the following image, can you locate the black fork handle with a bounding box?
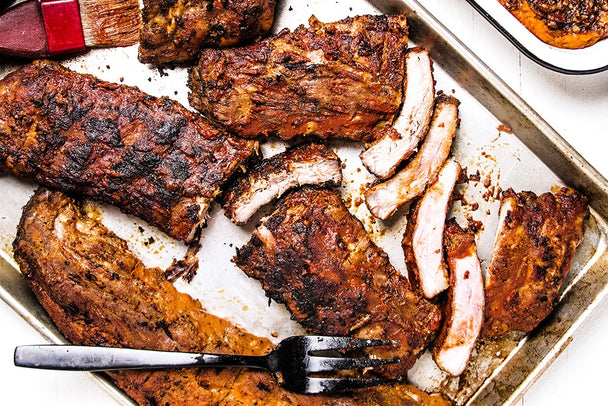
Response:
[14,345,270,372]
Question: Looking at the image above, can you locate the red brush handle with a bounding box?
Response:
[0,0,48,57]
[40,0,85,55]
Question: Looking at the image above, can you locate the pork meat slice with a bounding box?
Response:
[0,60,258,242]
[365,94,459,220]
[139,0,277,65]
[13,187,450,406]
[403,159,461,299]
[482,187,589,338]
[234,186,442,379]
[433,219,484,376]
[360,48,435,179]
[188,15,409,142]
[222,143,342,225]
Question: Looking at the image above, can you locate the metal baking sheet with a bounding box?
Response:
[464,0,608,74]
[1,0,608,405]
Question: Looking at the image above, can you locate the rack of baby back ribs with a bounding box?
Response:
[0,8,590,406]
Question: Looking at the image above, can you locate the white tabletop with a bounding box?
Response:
[2,0,608,404]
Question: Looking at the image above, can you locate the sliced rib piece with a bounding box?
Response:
[139,0,277,64]
[13,187,449,406]
[188,15,409,142]
[433,219,484,376]
[360,48,435,179]
[222,143,342,225]
[403,159,461,299]
[234,186,442,379]
[482,187,589,338]
[0,60,258,242]
[365,94,459,220]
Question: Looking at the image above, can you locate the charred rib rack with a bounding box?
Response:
[482,187,589,338]
[222,142,342,225]
[188,15,409,142]
[13,187,449,406]
[0,60,258,242]
[234,186,442,379]
[139,0,277,64]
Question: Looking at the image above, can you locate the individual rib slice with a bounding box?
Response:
[433,219,484,376]
[360,48,435,179]
[234,187,442,379]
[13,188,449,405]
[0,60,258,242]
[188,15,409,142]
[402,159,461,299]
[365,94,459,220]
[482,188,589,338]
[222,143,342,225]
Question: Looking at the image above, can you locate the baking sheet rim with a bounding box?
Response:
[1,0,608,404]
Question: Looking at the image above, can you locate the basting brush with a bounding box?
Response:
[0,0,142,58]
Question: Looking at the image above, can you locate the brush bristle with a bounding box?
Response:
[79,0,142,47]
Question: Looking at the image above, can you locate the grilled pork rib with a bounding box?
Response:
[222,143,342,225]
[403,159,461,299]
[360,48,435,179]
[433,219,484,376]
[234,187,442,379]
[139,0,277,64]
[365,94,459,220]
[483,188,589,338]
[188,15,409,141]
[0,60,257,242]
[13,188,449,406]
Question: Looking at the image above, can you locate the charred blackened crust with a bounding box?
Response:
[0,60,258,242]
[13,187,450,405]
[188,14,409,141]
[139,0,277,65]
[234,186,442,378]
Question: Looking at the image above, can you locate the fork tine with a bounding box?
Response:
[304,336,394,351]
[307,355,400,373]
[303,377,399,394]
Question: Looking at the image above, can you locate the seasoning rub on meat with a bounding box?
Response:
[139,0,277,65]
[0,60,258,242]
[234,186,442,379]
[222,143,342,225]
[188,15,409,142]
[13,187,450,406]
[483,187,589,338]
